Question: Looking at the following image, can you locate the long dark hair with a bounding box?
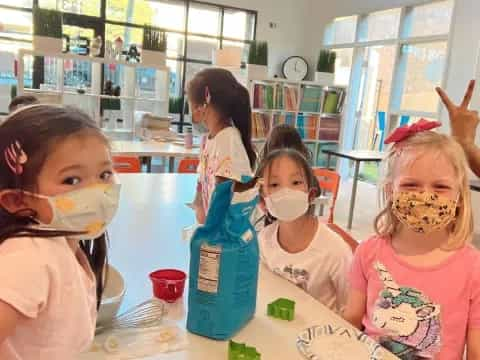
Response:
[0,105,108,308]
[261,124,313,164]
[256,148,319,226]
[187,68,256,169]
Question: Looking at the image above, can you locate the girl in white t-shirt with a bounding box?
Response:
[187,68,256,223]
[257,148,352,313]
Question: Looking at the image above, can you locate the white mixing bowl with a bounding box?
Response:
[97,265,126,326]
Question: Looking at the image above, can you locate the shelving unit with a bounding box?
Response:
[248,77,346,167]
[17,49,169,140]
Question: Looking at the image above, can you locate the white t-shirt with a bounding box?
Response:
[0,236,97,359]
[198,126,252,210]
[259,220,352,313]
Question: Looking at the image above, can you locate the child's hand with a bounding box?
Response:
[436,80,480,145]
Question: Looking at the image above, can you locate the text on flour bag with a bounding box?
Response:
[187,179,259,340]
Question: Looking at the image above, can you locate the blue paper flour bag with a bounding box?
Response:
[187,179,259,340]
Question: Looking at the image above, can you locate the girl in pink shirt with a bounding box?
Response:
[0,105,120,359]
[344,119,480,359]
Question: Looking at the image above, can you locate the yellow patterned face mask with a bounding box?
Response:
[35,183,121,240]
[392,191,457,233]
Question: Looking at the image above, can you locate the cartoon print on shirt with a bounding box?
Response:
[373,262,441,359]
[273,265,310,290]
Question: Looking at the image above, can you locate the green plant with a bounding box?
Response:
[248,41,257,65]
[10,84,17,100]
[143,25,167,52]
[248,41,268,65]
[317,49,336,73]
[33,7,62,38]
[169,97,183,114]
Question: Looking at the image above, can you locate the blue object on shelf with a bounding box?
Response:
[400,115,410,127]
[377,111,386,151]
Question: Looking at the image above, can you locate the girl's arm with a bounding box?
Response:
[0,300,21,343]
[467,329,480,360]
[343,289,367,330]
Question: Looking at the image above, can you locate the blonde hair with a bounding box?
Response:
[374,131,474,249]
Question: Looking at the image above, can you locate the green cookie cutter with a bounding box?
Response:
[228,340,261,360]
[267,298,295,321]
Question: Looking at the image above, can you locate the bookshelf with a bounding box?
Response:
[16,49,169,140]
[248,78,346,167]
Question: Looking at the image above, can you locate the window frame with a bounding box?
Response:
[0,0,257,125]
[322,0,455,150]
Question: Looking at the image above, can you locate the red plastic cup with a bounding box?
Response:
[149,269,186,303]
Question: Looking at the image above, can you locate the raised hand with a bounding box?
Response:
[436,80,479,145]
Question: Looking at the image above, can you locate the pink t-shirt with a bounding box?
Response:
[0,236,97,359]
[350,235,480,360]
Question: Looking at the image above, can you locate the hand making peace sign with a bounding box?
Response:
[436,80,480,145]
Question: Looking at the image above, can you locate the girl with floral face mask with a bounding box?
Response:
[344,119,480,360]
[0,105,120,359]
[256,149,352,313]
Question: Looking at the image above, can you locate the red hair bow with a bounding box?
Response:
[384,118,442,145]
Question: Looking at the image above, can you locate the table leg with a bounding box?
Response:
[347,160,361,230]
[146,157,152,173]
[169,157,175,173]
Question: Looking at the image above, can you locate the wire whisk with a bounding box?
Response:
[96,299,167,334]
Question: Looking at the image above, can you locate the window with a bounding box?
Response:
[223,9,255,40]
[39,0,100,17]
[400,42,448,113]
[0,1,256,119]
[359,9,401,42]
[331,48,353,86]
[323,0,454,182]
[188,3,221,36]
[408,0,453,37]
[0,9,32,41]
[324,16,357,45]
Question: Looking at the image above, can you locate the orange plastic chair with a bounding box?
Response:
[326,223,358,253]
[312,167,341,223]
[178,158,199,173]
[113,156,142,173]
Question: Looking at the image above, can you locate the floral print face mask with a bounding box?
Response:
[392,191,458,233]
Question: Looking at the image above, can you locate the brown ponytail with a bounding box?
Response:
[187,68,256,169]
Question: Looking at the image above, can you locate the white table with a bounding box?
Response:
[111,141,200,173]
[79,174,390,359]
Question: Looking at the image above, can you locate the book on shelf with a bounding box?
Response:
[299,86,322,113]
[322,88,346,114]
[252,112,271,138]
[271,112,296,128]
[318,116,341,141]
[253,83,275,109]
[284,86,298,111]
[296,114,318,140]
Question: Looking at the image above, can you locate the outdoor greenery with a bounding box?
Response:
[317,49,336,73]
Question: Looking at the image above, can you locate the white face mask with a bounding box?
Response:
[265,187,309,222]
[36,183,121,240]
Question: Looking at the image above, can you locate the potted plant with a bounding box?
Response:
[315,49,336,85]
[247,41,268,80]
[169,96,183,123]
[33,7,63,54]
[142,25,167,67]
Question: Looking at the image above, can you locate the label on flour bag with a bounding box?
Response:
[198,244,221,293]
[187,180,259,340]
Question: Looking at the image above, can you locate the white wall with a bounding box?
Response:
[214,0,312,77]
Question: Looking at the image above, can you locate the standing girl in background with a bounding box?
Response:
[343,120,480,359]
[187,68,256,224]
[257,148,352,313]
[0,105,120,359]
